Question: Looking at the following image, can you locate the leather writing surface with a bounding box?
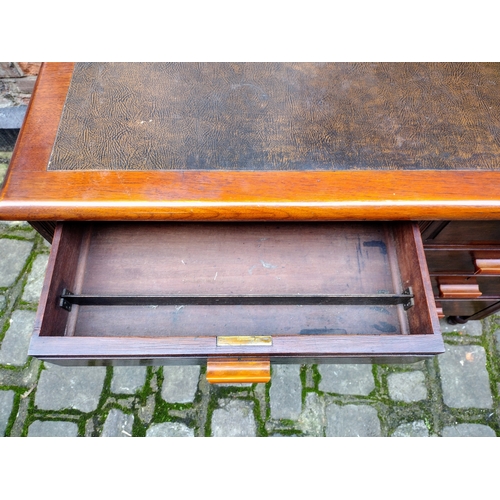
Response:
[48,62,500,171]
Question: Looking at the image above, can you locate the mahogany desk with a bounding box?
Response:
[1,63,499,382]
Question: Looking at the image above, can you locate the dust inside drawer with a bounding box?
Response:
[30,221,443,364]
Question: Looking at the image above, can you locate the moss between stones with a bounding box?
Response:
[1,387,22,436]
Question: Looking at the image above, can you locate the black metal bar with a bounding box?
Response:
[60,290,414,307]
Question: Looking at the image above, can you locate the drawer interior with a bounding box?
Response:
[30,221,443,363]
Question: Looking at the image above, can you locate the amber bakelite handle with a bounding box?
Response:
[439,284,482,299]
[435,306,445,319]
[206,358,271,384]
[474,259,500,275]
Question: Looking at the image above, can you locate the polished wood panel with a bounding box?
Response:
[392,222,441,337]
[28,334,445,363]
[2,63,500,222]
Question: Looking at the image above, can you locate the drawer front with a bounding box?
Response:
[29,221,443,372]
[421,221,500,245]
[425,248,500,275]
[436,299,500,320]
[431,276,500,298]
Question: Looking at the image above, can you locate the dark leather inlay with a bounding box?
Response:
[47,62,500,171]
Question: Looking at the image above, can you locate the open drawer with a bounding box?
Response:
[29,221,444,380]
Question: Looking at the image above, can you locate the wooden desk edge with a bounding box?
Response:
[2,62,500,221]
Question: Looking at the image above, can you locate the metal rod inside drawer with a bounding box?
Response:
[59,288,414,308]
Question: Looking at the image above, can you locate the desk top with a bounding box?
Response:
[1,62,500,221]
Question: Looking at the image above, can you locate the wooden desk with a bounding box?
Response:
[2,63,500,223]
[1,63,499,378]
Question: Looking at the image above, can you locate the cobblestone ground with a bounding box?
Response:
[1,165,500,437]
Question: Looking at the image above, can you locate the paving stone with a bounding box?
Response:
[326,404,381,437]
[270,364,302,419]
[22,253,49,302]
[0,310,36,366]
[146,422,194,437]
[35,363,107,412]
[101,409,134,437]
[439,318,482,337]
[27,420,79,437]
[392,420,429,437]
[318,364,375,396]
[138,394,155,424]
[0,164,8,182]
[298,392,325,436]
[0,221,31,230]
[438,345,493,408]
[111,366,147,394]
[388,371,427,402]
[0,238,33,287]
[0,390,15,436]
[442,424,496,437]
[211,399,256,437]
[161,365,200,403]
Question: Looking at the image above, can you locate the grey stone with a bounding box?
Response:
[0,294,5,311]
[161,365,200,403]
[298,392,325,436]
[0,165,8,182]
[111,366,147,394]
[146,422,194,437]
[388,371,427,402]
[392,420,429,437]
[0,221,31,229]
[0,390,15,436]
[442,423,496,437]
[0,238,33,287]
[270,364,302,419]
[326,404,381,437]
[216,383,253,387]
[0,310,36,366]
[28,420,79,437]
[439,318,482,337]
[22,254,49,302]
[495,331,500,352]
[438,345,493,408]
[138,394,155,424]
[0,105,27,128]
[102,409,134,437]
[211,399,256,437]
[319,364,375,396]
[35,363,107,412]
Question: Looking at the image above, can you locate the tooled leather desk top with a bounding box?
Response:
[48,62,500,172]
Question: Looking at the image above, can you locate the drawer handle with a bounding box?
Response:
[435,305,445,319]
[474,259,500,275]
[206,358,270,384]
[439,283,482,299]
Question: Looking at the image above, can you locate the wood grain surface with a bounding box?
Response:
[2,63,500,221]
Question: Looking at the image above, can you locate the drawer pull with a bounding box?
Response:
[206,358,271,384]
[217,336,272,346]
[435,306,445,319]
[474,259,500,275]
[439,283,482,299]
